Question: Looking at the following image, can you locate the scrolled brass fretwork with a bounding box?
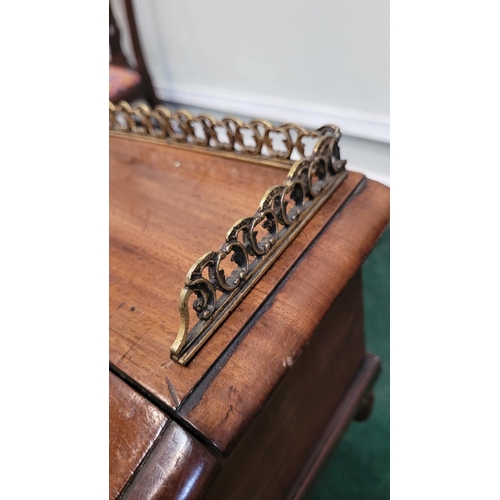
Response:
[170,125,347,365]
[109,100,327,162]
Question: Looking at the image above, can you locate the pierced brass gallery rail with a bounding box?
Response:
[109,101,348,365]
[169,125,347,365]
[109,101,328,164]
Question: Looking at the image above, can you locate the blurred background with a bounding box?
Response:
[110,0,389,186]
[110,1,390,498]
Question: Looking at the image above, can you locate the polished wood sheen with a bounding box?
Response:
[109,134,390,499]
[121,420,222,500]
[179,178,389,453]
[109,372,168,499]
[204,270,372,499]
[109,135,367,412]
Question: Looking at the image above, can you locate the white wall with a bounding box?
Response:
[112,0,390,185]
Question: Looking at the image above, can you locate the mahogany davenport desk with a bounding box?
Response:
[109,103,390,500]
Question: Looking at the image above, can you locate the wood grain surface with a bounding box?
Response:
[178,179,390,453]
[120,420,222,500]
[109,135,366,412]
[109,372,168,500]
[204,270,368,499]
[109,135,390,499]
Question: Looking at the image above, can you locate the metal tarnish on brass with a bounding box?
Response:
[109,100,329,165]
[168,123,348,365]
[109,100,348,365]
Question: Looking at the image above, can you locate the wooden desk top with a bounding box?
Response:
[110,134,287,409]
[109,131,389,497]
[110,134,389,416]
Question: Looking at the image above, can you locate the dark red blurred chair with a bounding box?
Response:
[109,0,159,106]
